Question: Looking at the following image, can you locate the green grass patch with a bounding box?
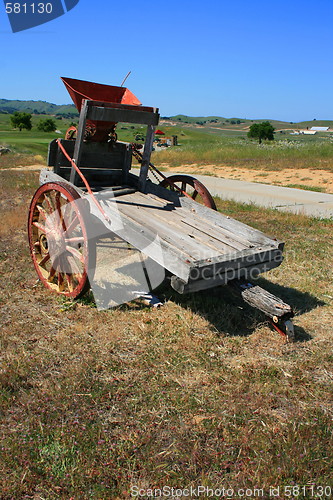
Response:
[283,184,326,192]
[152,134,333,171]
[1,112,332,172]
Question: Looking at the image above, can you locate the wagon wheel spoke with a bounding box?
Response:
[192,190,199,200]
[32,221,49,234]
[36,204,48,219]
[65,236,85,244]
[58,272,65,292]
[65,214,80,236]
[181,181,187,192]
[66,245,85,264]
[65,273,74,292]
[66,252,83,275]
[55,191,67,231]
[39,253,50,267]
[44,193,55,213]
[47,266,57,283]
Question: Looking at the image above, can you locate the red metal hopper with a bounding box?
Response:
[61,77,142,110]
[61,77,142,142]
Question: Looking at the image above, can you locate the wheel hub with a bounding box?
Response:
[39,234,48,253]
[47,226,68,269]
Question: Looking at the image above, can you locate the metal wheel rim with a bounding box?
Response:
[159,174,217,210]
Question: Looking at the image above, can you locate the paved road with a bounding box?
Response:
[138,169,333,219]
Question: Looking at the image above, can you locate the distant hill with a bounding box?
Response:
[1,100,332,128]
[0,99,78,117]
[165,115,333,129]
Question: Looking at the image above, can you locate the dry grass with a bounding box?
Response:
[152,137,333,174]
[0,152,44,170]
[0,169,333,499]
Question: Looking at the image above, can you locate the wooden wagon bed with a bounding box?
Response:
[103,186,283,293]
[40,169,284,294]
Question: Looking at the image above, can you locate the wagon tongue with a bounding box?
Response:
[61,76,142,111]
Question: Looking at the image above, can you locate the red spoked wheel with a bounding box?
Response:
[28,182,92,298]
[65,126,77,140]
[159,174,217,210]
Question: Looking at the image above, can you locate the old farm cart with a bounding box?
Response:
[28,78,294,340]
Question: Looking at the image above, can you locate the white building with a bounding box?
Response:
[310,126,329,132]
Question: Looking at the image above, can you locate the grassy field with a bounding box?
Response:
[0,113,75,157]
[151,133,333,172]
[1,112,333,175]
[0,168,332,498]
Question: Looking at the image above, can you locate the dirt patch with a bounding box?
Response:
[166,164,333,193]
[6,162,333,193]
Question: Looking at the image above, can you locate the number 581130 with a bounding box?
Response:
[6,3,53,14]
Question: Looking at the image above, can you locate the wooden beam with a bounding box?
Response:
[88,105,159,126]
[230,279,293,320]
[138,125,156,192]
[171,260,282,294]
[70,100,88,185]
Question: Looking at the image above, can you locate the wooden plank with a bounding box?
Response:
[138,125,156,192]
[126,193,235,254]
[178,212,257,248]
[39,169,85,196]
[88,105,159,126]
[134,190,277,255]
[71,100,88,185]
[122,143,132,184]
[193,246,283,275]
[141,205,233,254]
[93,201,192,281]
[230,280,293,319]
[171,260,282,294]
[47,139,58,167]
[84,100,158,114]
[179,196,284,250]
[145,182,284,249]
[56,140,128,170]
[139,191,251,252]
[39,170,284,285]
[111,194,284,282]
[109,191,228,254]
[57,167,123,175]
[144,180,183,205]
[180,219,248,251]
[93,190,282,270]
[109,196,216,261]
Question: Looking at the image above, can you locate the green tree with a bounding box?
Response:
[37,118,57,132]
[247,121,275,144]
[10,111,32,131]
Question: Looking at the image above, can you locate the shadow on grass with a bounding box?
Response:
[162,277,324,342]
[75,277,324,342]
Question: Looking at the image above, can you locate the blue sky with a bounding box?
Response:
[0,0,332,121]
